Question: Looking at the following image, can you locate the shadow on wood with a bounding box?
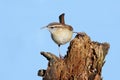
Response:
[38,32,110,80]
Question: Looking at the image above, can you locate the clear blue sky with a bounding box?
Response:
[0,0,120,80]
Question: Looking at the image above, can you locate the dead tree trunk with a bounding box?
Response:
[38,32,110,80]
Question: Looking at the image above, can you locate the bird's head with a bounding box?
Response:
[41,22,73,33]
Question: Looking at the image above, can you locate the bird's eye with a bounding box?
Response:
[50,27,54,29]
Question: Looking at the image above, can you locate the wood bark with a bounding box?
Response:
[38,32,110,80]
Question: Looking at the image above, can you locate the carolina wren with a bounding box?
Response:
[41,14,73,57]
[43,22,73,47]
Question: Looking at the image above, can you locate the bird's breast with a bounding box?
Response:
[51,28,73,45]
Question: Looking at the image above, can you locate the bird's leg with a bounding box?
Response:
[58,45,64,59]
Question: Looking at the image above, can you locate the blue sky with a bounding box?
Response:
[0,0,120,80]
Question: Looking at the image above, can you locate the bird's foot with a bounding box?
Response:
[59,54,64,59]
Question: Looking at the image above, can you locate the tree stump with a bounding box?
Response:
[38,32,110,80]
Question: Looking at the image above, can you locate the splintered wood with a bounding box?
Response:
[38,32,110,80]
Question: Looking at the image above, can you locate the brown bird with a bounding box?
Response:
[41,14,73,57]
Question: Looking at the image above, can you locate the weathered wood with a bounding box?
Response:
[38,32,110,80]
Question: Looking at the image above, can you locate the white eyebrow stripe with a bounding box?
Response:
[48,24,63,28]
[50,24,63,27]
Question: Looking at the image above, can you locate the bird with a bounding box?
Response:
[41,14,73,58]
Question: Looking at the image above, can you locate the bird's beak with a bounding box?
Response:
[40,26,47,30]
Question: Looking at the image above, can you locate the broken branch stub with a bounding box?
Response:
[38,32,110,80]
